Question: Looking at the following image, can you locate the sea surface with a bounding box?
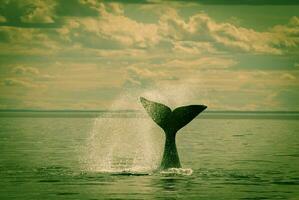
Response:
[0,111,299,199]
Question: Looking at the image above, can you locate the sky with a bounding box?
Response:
[0,0,298,111]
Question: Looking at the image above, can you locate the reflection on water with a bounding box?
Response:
[0,115,299,199]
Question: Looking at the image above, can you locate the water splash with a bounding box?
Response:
[84,87,197,173]
[84,109,163,173]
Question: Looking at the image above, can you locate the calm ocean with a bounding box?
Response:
[0,111,298,199]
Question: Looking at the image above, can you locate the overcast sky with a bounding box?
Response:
[0,0,298,111]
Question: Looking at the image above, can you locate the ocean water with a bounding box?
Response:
[0,112,299,199]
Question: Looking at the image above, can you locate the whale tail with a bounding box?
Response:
[140,97,207,169]
[140,97,207,134]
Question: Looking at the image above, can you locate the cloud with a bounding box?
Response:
[0,25,62,57]
[271,16,299,48]
[12,66,40,75]
[162,56,237,69]
[53,4,297,58]
[158,10,283,54]
[280,73,296,80]
[58,6,160,49]
[74,0,299,5]
[156,0,299,5]
[0,0,56,23]
[3,78,39,88]
[172,41,218,55]
[20,0,56,23]
[59,10,297,56]
[1,2,298,58]
[124,66,165,88]
[79,0,125,15]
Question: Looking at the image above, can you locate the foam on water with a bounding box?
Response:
[160,168,193,176]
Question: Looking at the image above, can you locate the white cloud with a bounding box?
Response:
[271,16,299,48]
[20,0,56,23]
[3,78,40,88]
[158,11,283,54]
[0,26,60,56]
[172,41,218,55]
[107,3,124,15]
[12,66,40,75]
[124,65,169,88]
[58,13,160,49]
[162,56,237,69]
[281,73,296,80]
[2,2,296,59]
[77,1,159,48]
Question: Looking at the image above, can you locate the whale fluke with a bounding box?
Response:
[140,97,207,169]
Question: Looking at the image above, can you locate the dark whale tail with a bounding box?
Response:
[140,97,207,169]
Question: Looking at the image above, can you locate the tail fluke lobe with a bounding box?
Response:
[140,97,207,134]
[171,104,207,133]
[140,97,171,132]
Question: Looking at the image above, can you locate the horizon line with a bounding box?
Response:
[0,109,298,113]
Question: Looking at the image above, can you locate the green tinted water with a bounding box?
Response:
[0,114,298,199]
